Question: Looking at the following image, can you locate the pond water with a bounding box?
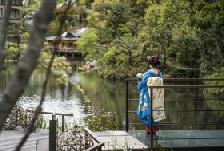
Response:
[0,64,126,128]
[0,64,224,130]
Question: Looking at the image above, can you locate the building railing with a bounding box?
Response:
[48,48,79,52]
[12,108,102,150]
[125,78,224,150]
[46,48,83,60]
[49,114,103,151]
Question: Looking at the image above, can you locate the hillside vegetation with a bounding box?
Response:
[75,0,224,80]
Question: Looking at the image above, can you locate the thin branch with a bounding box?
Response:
[0,0,56,131]
[15,46,56,151]
[15,1,73,150]
[0,0,12,72]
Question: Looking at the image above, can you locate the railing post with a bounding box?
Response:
[150,87,154,150]
[195,88,198,110]
[15,106,18,126]
[49,114,57,151]
[62,115,64,132]
[195,88,198,129]
[125,80,129,132]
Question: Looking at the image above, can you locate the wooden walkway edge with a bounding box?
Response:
[2,128,224,151]
[0,127,48,151]
[93,130,148,150]
[130,130,224,149]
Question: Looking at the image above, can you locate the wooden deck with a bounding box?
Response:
[0,127,48,151]
[93,131,148,150]
[129,130,224,150]
[0,128,147,151]
[1,128,224,151]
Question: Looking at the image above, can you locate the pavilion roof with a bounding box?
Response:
[46,32,80,41]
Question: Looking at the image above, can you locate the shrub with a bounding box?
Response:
[204,70,224,96]
[85,110,120,131]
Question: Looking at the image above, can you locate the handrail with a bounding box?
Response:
[26,110,74,117]
[25,110,73,132]
[125,78,224,150]
[128,109,224,112]
[125,78,224,81]
[84,128,104,151]
[148,85,224,88]
[128,122,224,126]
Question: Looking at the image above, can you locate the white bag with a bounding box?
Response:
[147,77,166,122]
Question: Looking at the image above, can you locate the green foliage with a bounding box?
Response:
[48,20,60,35]
[87,13,98,28]
[99,46,116,65]
[89,0,201,78]
[6,46,19,60]
[22,32,30,41]
[191,0,224,30]
[39,51,72,85]
[204,70,224,96]
[76,28,98,60]
[92,0,112,12]
[56,0,65,3]
[85,110,120,131]
[35,0,224,79]
[105,2,130,38]
[23,0,224,79]
[48,0,88,35]
[190,0,224,72]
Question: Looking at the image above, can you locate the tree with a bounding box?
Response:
[190,0,224,73]
[0,0,12,72]
[0,0,56,150]
[49,2,77,34]
[76,28,98,60]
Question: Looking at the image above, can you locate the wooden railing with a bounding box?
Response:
[125,78,224,150]
[49,115,103,151]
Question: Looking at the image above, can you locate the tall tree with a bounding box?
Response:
[0,0,12,72]
[191,0,224,72]
[0,0,56,131]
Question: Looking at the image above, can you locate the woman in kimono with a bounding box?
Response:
[136,56,162,134]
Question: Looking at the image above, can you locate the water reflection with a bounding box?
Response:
[1,64,224,130]
[73,72,126,128]
[127,80,224,130]
[0,65,126,128]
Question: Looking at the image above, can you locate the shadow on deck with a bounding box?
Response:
[129,130,224,151]
[125,78,224,150]
[0,127,48,151]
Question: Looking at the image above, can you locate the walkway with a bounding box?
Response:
[0,129,148,151]
[1,128,224,150]
[0,127,48,151]
[93,130,147,150]
[129,130,224,150]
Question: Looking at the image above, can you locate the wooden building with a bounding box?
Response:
[46,32,83,61]
[0,0,23,27]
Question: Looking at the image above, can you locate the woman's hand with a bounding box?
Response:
[136,73,143,80]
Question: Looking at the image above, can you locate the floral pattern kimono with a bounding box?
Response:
[136,69,163,127]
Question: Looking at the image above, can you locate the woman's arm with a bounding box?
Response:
[137,70,152,91]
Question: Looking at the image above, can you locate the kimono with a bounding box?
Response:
[136,69,163,127]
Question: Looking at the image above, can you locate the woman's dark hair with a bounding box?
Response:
[147,56,161,67]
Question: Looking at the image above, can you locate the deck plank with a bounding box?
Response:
[129,130,224,148]
[0,127,48,151]
[2,128,224,150]
[93,130,148,150]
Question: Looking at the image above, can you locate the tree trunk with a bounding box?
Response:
[0,0,56,131]
[0,0,12,72]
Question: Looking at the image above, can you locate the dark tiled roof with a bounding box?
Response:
[46,32,80,41]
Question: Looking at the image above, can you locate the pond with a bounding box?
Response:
[0,64,224,130]
[0,64,126,129]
